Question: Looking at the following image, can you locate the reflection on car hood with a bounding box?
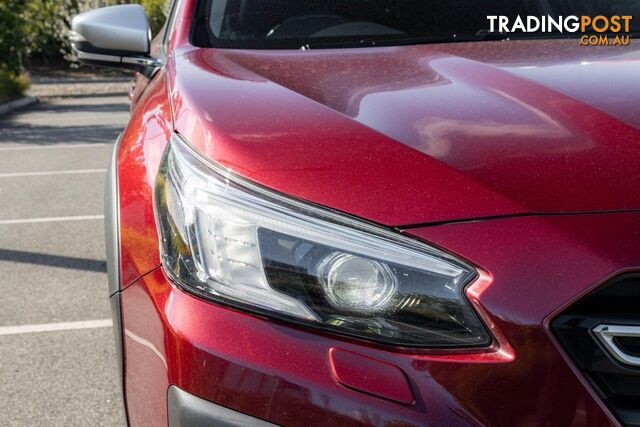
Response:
[170,39,640,226]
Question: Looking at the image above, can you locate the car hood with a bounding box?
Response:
[169,39,640,226]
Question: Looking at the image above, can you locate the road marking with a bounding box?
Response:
[0,215,104,225]
[0,169,106,178]
[0,143,112,152]
[0,319,112,336]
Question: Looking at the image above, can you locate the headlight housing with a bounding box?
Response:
[154,134,491,348]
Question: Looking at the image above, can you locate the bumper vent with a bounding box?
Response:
[552,273,640,427]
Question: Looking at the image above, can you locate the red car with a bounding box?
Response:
[72,1,640,426]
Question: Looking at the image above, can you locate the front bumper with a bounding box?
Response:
[119,212,640,426]
[168,386,276,426]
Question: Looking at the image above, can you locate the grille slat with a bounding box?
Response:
[552,274,640,427]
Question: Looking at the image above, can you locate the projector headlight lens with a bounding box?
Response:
[154,134,491,348]
[319,253,397,314]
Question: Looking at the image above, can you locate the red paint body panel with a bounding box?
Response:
[169,40,640,226]
[112,0,640,424]
[121,212,640,426]
[117,71,169,288]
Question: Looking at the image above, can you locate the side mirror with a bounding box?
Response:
[70,4,161,77]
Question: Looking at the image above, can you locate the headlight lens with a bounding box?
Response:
[154,134,491,348]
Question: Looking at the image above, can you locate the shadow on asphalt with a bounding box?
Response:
[23,101,130,114]
[0,248,106,273]
[0,124,124,145]
[0,96,129,146]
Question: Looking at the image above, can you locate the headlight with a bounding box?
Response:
[154,134,491,348]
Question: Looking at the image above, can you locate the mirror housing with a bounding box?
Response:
[70,4,161,77]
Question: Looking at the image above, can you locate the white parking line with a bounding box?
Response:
[0,319,112,336]
[0,169,107,178]
[0,143,112,152]
[0,215,104,225]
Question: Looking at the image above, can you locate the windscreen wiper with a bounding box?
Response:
[300,32,512,49]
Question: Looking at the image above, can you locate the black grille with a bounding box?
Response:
[552,273,640,427]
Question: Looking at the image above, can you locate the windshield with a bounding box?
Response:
[192,0,640,49]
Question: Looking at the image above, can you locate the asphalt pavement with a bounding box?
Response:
[0,94,130,425]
